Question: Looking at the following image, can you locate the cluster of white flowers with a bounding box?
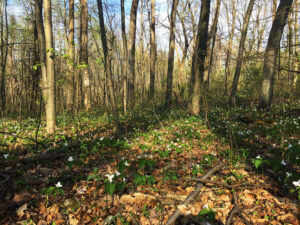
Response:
[68,156,74,162]
[56,182,63,188]
[280,160,286,166]
[105,174,114,183]
[292,179,300,187]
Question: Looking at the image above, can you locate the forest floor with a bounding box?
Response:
[0,103,299,225]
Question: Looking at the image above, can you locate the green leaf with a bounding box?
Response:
[254,158,263,169]
[105,182,115,196]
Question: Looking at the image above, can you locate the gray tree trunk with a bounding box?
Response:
[128,0,139,110]
[43,0,56,134]
[229,0,255,106]
[258,0,293,108]
[189,0,211,115]
[165,0,179,107]
[149,0,156,99]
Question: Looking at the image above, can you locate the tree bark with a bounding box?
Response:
[149,0,156,99]
[66,0,75,112]
[79,0,91,111]
[229,0,255,106]
[189,0,211,115]
[258,0,294,108]
[97,0,120,134]
[224,0,236,96]
[0,0,8,112]
[203,0,221,89]
[43,0,56,134]
[128,0,139,110]
[121,0,128,113]
[165,0,179,107]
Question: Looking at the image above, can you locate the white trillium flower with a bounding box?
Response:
[292,179,300,187]
[115,171,120,176]
[68,156,74,162]
[123,178,126,182]
[105,174,114,183]
[55,182,63,188]
[3,153,9,159]
[280,160,287,166]
[124,161,129,166]
[64,143,68,147]
[202,204,209,209]
[256,155,262,159]
[286,172,292,177]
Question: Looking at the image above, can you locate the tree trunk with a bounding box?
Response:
[80,0,91,111]
[149,0,156,99]
[258,0,293,108]
[43,0,56,134]
[66,0,75,111]
[0,0,8,112]
[203,0,221,89]
[165,0,179,107]
[229,0,255,106]
[128,0,139,110]
[97,0,120,134]
[224,0,236,96]
[189,0,211,115]
[121,0,128,113]
[294,0,300,96]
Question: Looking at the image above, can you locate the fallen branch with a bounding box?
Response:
[165,163,224,225]
[226,191,252,225]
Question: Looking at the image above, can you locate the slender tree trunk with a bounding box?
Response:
[229,0,255,106]
[258,0,293,108]
[128,0,139,110]
[294,0,300,96]
[43,0,56,134]
[97,0,120,134]
[165,0,179,107]
[121,0,128,113]
[66,0,75,111]
[224,0,236,96]
[203,0,221,89]
[0,0,8,112]
[189,0,211,115]
[149,0,156,99]
[80,0,91,111]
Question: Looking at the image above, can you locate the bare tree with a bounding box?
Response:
[97,0,120,134]
[229,0,255,106]
[203,0,221,89]
[66,0,75,112]
[258,0,294,108]
[121,0,128,113]
[79,0,91,110]
[165,0,179,107]
[149,0,156,99]
[128,0,139,110]
[224,0,236,96]
[190,0,211,115]
[0,0,8,112]
[43,0,56,133]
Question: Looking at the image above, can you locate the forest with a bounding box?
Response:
[0,0,299,224]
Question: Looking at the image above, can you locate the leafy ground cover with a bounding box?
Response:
[0,104,299,225]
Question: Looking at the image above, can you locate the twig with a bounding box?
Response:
[0,173,10,184]
[165,163,224,225]
[225,191,252,225]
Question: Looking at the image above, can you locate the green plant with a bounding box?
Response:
[134,174,156,186]
[198,208,216,222]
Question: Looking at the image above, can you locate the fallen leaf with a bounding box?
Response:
[68,214,79,225]
[16,203,28,218]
